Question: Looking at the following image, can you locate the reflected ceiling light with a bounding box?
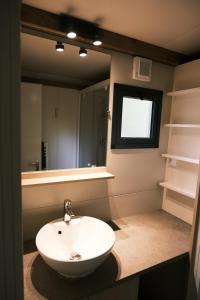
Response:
[79,48,87,57]
[56,41,64,52]
[93,35,102,46]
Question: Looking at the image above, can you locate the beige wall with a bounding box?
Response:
[22,52,173,240]
[173,59,200,90]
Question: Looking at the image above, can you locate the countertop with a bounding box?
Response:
[23,210,191,300]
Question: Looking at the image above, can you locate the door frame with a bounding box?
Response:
[0,1,23,299]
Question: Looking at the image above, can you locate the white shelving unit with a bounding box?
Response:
[161,87,200,224]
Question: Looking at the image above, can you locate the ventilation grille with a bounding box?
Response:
[132,56,152,81]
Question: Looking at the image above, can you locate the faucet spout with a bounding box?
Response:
[64,199,75,223]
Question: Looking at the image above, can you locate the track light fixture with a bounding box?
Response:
[56,41,64,52]
[79,48,87,57]
[61,14,104,46]
[93,35,102,46]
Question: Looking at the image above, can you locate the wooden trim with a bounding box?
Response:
[21,4,190,66]
[0,0,23,299]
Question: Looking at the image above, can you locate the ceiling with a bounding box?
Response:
[23,0,200,56]
[21,33,110,88]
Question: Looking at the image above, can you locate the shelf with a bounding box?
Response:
[165,123,200,128]
[167,87,200,97]
[160,182,196,199]
[22,167,114,186]
[162,154,199,165]
[162,196,194,225]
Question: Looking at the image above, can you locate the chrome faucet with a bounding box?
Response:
[64,200,75,223]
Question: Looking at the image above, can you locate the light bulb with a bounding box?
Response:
[93,35,102,46]
[56,42,64,52]
[79,48,87,57]
[93,40,102,46]
[67,31,77,39]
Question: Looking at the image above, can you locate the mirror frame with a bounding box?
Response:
[111,83,163,149]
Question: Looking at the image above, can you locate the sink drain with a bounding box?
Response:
[69,251,82,261]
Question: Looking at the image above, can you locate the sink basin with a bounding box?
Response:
[36,216,115,278]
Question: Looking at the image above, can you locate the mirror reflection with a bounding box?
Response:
[21,33,110,172]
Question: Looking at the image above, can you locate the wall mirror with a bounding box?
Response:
[21,32,111,172]
[111,83,163,149]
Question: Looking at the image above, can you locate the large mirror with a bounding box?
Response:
[21,32,110,172]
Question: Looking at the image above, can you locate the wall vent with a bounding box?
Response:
[132,56,152,81]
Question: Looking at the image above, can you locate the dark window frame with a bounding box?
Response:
[111,83,163,149]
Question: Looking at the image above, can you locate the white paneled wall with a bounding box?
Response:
[21,82,42,171]
[42,85,80,169]
[21,83,80,171]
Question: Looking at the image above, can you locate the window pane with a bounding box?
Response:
[121,97,152,138]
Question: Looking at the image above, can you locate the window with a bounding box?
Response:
[111,84,163,149]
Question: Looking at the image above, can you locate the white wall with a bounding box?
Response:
[173,59,200,91]
[107,53,173,196]
[22,52,173,240]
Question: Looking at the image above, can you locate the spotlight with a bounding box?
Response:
[79,48,87,57]
[66,27,77,39]
[93,35,102,46]
[56,41,64,52]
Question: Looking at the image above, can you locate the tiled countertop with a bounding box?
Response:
[23,210,191,299]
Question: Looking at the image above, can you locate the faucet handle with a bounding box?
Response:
[64,199,72,209]
[64,213,71,222]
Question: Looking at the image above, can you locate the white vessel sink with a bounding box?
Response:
[36,216,115,278]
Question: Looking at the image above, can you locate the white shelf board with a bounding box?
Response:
[162,197,193,225]
[167,87,200,97]
[160,182,196,199]
[165,123,200,128]
[22,171,114,186]
[162,154,199,165]
[22,167,114,186]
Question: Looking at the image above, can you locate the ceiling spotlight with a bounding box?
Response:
[79,48,87,57]
[66,27,77,39]
[93,35,102,46]
[56,41,64,52]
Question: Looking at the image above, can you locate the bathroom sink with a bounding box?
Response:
[36,216,115,278]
